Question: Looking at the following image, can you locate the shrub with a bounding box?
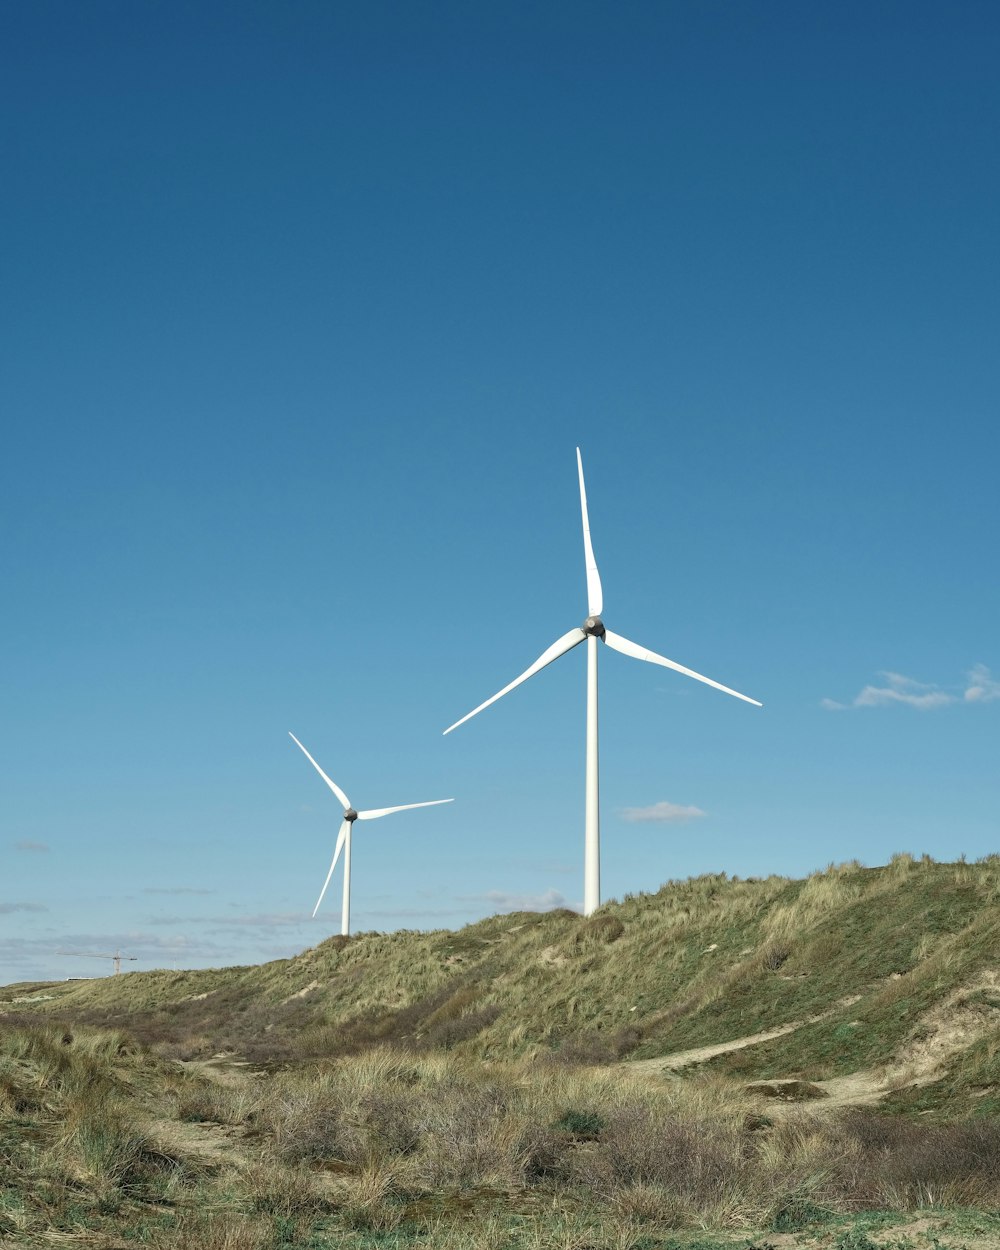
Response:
[424,1004,502,1051]
[174,1079,259,1126]
[835,1227,879,1250]
[760,945,791,972]
[260,1079,356,1163]
[240,1160,329,1217]
[827,1110,1000,1207]
[770,1194,832,1231]
[58,1101,184,1197]
[553,1108,605,1140]
[336,1160,407,1231]
[552,1026,642,1065]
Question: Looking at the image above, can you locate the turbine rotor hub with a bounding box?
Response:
[344,808,359,822]
[583,615,606,638]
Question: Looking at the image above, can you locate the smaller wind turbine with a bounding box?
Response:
[289,733,453,936]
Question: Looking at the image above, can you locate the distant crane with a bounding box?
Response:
[59,950,137,976]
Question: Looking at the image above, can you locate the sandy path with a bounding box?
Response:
[622,1006,900,1110]
[622,978,999,1111]
[145,1054,262,1166]
[149,1114,249,1164]
[627,1019,811,1076]
[181,1055,260,1087]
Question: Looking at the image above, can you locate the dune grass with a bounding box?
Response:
[5,858,1000,1245]
[9,856,1000,1099]
[2,1021,1000,1248]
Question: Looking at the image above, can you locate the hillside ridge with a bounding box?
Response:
[5,854,1000,1117]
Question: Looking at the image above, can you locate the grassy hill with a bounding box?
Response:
[4,855,1000,1248]
[6,854,1000,1117]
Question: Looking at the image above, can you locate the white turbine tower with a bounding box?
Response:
[444,448,761,917]
[290,733,453,936]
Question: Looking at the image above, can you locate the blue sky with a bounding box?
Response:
[2,1,998,983]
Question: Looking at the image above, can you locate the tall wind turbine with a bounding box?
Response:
[289,733,453,936]
[444,448,761,917]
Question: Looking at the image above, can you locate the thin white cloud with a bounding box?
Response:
[463,889,573,913]
[148,911,311,932]
[14,840,49,853]
[620,801,706,824]
[965,664,1000,704]
[880,671,938,692]
[855,671,955,709]
[0,902,47,914]
[823,670,961,711]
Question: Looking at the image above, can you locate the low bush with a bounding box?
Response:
[553,1107,605,1139]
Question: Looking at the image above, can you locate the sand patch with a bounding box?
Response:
[281,978,321,1004]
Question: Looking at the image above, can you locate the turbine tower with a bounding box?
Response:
[444,448,761,916]
[290,733,453,936]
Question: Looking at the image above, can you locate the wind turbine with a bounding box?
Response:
[289,733,453,936]
[444,448,761,917]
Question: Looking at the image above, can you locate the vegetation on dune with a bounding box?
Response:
[2,1024,1000,1248]
[0,1024,196,1243]
[7,856,1000,1106]
[4,857,1000,1245]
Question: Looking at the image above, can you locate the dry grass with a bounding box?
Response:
[0,1024,200,1241]
[3,1022,1000,1246]
[144,1212,280,1249]
[8,858,1000,1244]
[243,1046,1000,1232]
[12,856,1000,1098]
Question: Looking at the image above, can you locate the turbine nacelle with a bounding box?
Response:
[344,808,359,822]
[583,615,606,638]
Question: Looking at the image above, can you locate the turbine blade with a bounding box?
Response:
[289,733,351,810]
[312,820,349,918]
[576,447,604,616]
[357,798,454,821]
[603,630,762,707]
[443,628,587,735]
